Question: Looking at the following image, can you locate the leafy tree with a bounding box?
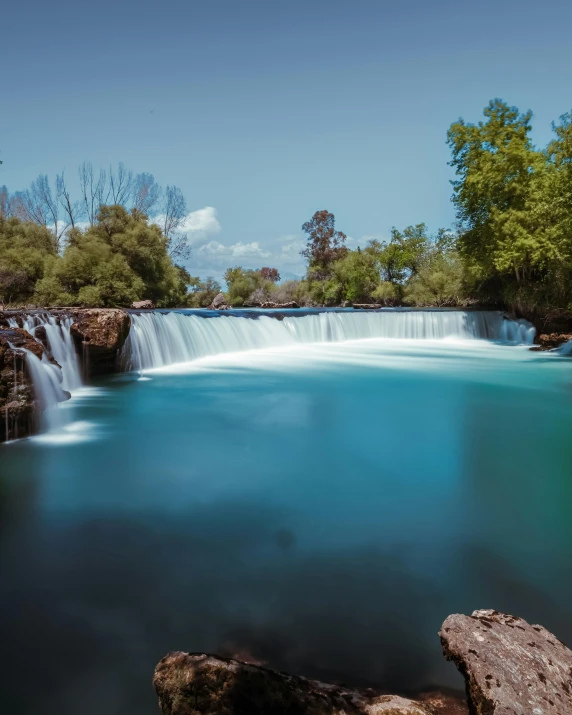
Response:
[186,276,221,307]
[0,217,57,304]
[301,210,347,279]
[260,267,280,282]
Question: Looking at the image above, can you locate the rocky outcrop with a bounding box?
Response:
[530,333,572,351]
[209,293,230,310]
[440,609,572,714]
[0,325,56,441]
[69,308,130,375]
[260,301,300,309]
[132,300,155,310]
[153,652,438,715]
[353,304,382,310]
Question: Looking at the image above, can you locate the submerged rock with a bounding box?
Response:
[440,609,572,714]
[132,299,155,310]
[70,308,130,375]
[353,304,382,310]
[153,652,436,715]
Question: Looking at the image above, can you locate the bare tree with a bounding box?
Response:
[161,185,186,237]
[109,162,134,206]
[79,161,109,225]
[132,172,160,215]
[57,172,83,230]
[0,185,9,219]
[159,185,191,260]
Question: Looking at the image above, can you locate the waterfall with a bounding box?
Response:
[123,309,535,371]
[9,313,82,392]
[7,313,82,437]
[18,348,70,433]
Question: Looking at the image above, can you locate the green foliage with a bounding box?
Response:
[0,217,57,304]
[301,210,347,279]
[447,99,572,312]
[186,276,222,307]
[223,266,276,306]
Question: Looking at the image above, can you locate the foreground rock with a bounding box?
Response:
[153,652,444,715]
[209,293,230,310]
[69,308,130,375]
[440,609,572,714]
[132,299,155,310]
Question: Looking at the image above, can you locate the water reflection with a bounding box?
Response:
[1,341,572,714]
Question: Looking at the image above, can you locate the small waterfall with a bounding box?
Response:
[18,348,70,433]
[123,309,535,371]
[7,313,82,437]
[9,313,82,392]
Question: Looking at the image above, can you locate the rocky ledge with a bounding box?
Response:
[153,610,572,715]
[153,652,465,715]
[69,308,131,375]
[0,324,68,441]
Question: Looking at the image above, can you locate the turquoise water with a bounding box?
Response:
[1,337,572,714]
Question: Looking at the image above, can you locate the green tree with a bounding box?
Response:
[301,210,347,280]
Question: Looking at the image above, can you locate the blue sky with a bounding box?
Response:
[1,0,571,281]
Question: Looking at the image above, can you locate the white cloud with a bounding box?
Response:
[198,241,270,259]
[179,206,221,241]
[152,206,221,243]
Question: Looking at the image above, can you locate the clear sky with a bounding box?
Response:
[1,0,571,281]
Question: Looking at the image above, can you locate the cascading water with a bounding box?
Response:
[123,309,535,371]
[7,313,83,435]
[10,313,82,391]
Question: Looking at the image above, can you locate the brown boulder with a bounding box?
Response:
[70,309,130,375]
[209,293,230,310]
[440,609,572,714]
[132,300,156,310]
[153,652,433,715]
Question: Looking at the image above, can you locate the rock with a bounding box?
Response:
[132,299,155,310]
[260,301,300,309]
[209,293,230,310]
[0,327,57,441]
[70,309,130,376]
[353,304,382,310]
[154,652,432,715]
[440,609,572,714]
[531,333,572,351]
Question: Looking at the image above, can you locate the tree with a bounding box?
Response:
[79,162,110,225]
[160,185,191,260]
[301,210,347,279]
[132,172,160,214]
[57,172,83,230]
[260,267,280,282]
[447,99,541,285]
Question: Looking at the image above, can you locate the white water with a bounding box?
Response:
[123,309,535,371]
[9,313,82,391]
[7,313,84,438]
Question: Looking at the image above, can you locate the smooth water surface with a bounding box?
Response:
[1,338,572,714]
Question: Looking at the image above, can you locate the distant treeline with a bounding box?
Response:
[1,99,571,313]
